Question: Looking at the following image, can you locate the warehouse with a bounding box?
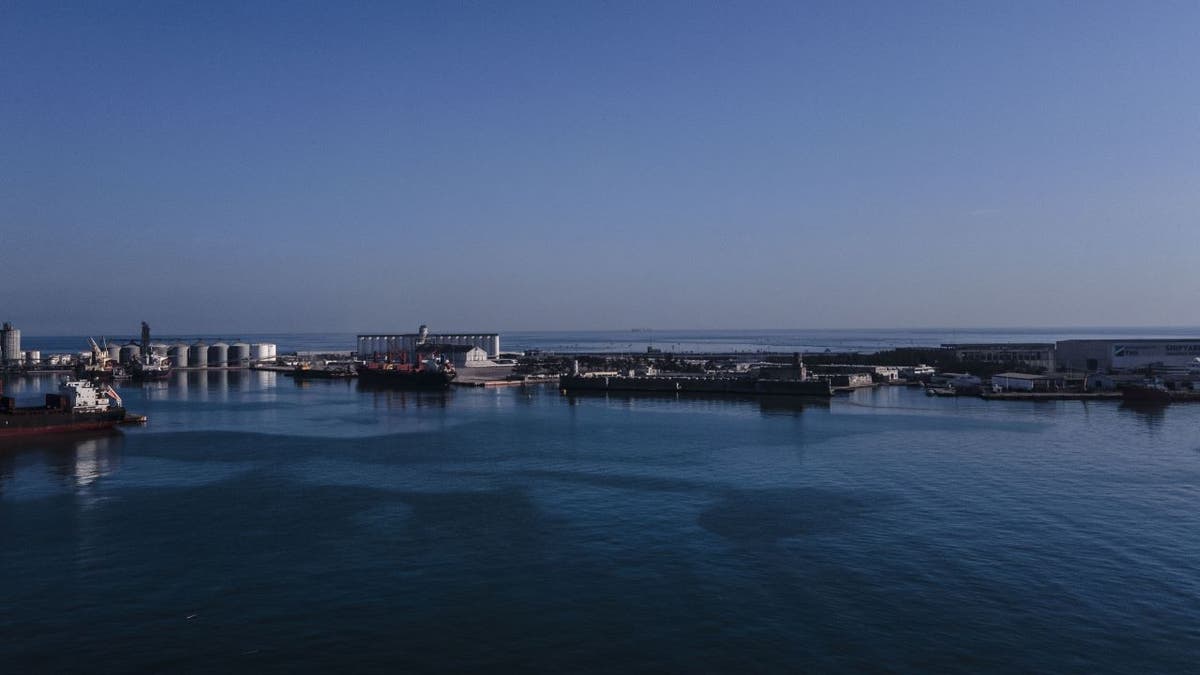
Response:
[1056,339,1200,373]
[943,343,1056,372]
[358,324,500,359]
[992,372,1051,392]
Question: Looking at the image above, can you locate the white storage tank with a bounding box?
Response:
[168,342,189,368]
[24,350,40,366]
[106,343,121,363]
[119,341,141,365]
[208,342,229,367]
[250,343,271,362]
[229,342,251,367]
[189,340,209,368]
[266,343,277,358]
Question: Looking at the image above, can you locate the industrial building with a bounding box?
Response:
[992,372,1052,392]
[1,322,20,365]
[424,344,491,369]
[943,343,1056,373]
[1056,339,1200,374]
[357,325,500,360]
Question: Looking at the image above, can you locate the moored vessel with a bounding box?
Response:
[1,378,127,437]
[356,346,456,389]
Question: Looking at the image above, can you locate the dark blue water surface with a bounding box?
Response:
[2,372,1199,672]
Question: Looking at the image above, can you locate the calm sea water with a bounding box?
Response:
[21,325,1200,355]
[3,363,1200,671]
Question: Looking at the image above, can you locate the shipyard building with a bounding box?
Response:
[357,325,500,360]
[1056,339,1200,373]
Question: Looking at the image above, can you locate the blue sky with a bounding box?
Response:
[2,1,1197,333]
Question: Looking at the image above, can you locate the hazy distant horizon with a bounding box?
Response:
[4,2,1198,331]
[14,323,1200,339]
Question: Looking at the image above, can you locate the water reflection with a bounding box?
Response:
[356,382,451,410]
[1119,401,1169,429]
[561,391,830,416]
[0,431,124,493]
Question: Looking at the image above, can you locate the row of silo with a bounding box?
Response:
[161,340,276,368]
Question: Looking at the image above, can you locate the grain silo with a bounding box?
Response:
[119,341,141,365]
[169,342,189,368]
[250,343,270,362]
[106,343,121,363]
[228,342,251,367]
[208,342,229,367]
[189,340,208,368]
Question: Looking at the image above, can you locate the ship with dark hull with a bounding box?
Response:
[355,365,455,388]
[355,342,457,390]
[558,373,833,397]
[1,379,127,438]
[558,353,834,398]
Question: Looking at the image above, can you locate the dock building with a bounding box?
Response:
[1056,339,1200,374]
[357,325,500,359]
[943,343,1056,373]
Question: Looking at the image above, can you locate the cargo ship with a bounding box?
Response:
[356,346,456,389]
[0,379,127,437]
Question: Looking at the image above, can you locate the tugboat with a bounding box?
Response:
[0,378,127,437]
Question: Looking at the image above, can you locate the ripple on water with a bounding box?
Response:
[697,487,889,544]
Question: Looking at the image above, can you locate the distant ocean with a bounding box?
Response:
[20,326,1200,355]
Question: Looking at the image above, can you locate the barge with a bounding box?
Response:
[558,373,833,397]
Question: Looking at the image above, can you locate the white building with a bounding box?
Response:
[992,372,1050,392]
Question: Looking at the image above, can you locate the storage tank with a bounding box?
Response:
[490,335,501,359]
[119,341,141,365]
[229,342,251,367]
[208,342,229,368]
[189,340,208,368]
[265,343,277,358]
[168,342,189,368]
[150,343,169,357]
[0,322,20,363]
[250,343,271,362]
[24,350,41,366]
[106,343,121,363]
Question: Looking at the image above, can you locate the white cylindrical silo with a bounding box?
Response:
[208,342,229,367]
[106,343,121,363]
[169,342,189,368]
[189,340,208,368]
[250,343,270,361]
[25,350,40,366]
[265,343,277,358]
[490,335,500,358]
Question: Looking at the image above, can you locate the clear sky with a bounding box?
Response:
[2,1,1197,334]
